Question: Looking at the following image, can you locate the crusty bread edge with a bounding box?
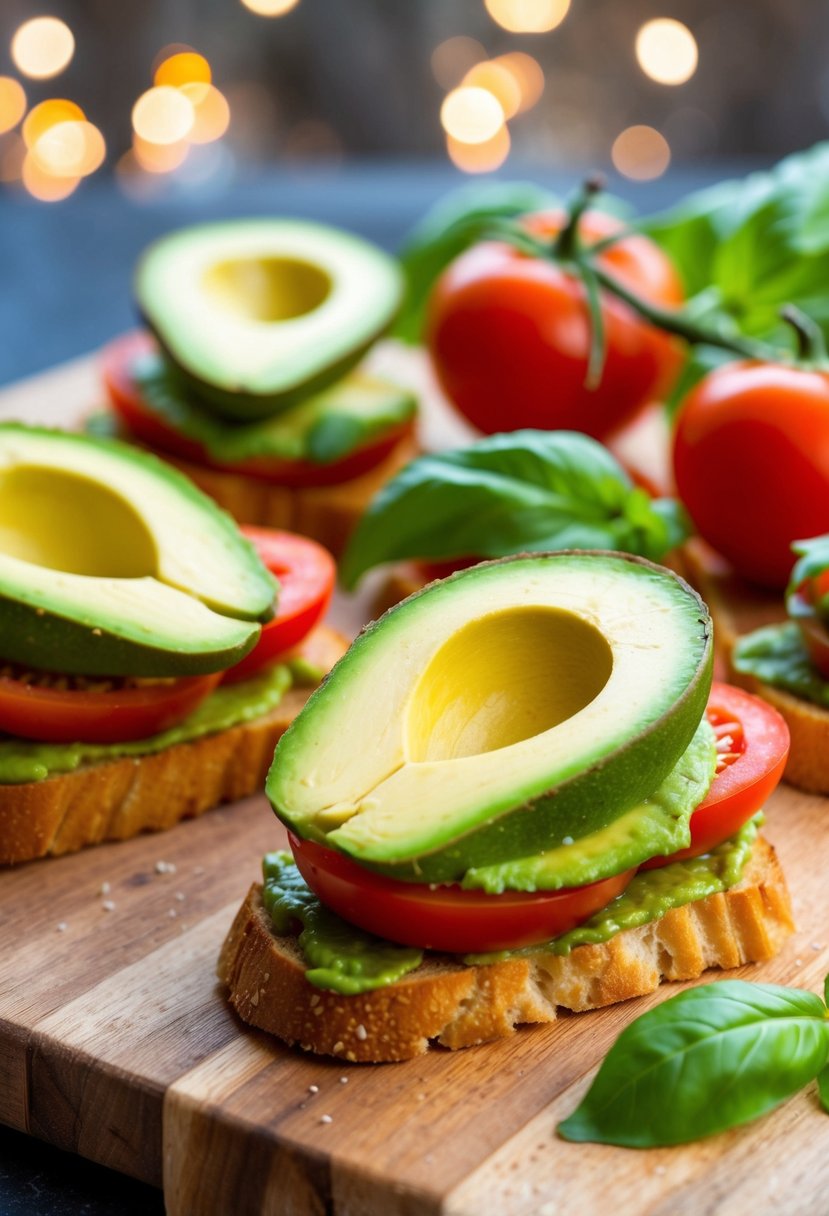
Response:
[0,626,346,865]
[217,834,794,1063]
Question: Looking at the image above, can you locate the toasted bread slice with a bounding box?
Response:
[217,834,793,1063]
[139,434,419,557]
[0,626,346,865]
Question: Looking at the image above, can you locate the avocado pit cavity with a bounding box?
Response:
[202,256,332,324]
[0,465,157,578]
[407,606,613,762]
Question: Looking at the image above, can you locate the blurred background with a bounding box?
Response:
[0,0,824,382]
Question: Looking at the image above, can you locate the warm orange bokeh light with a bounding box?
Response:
[240,0,300,14]
[132,134,190,174]
[441,86,504,145]
[612,125,671,180]
[431,36,487,91]
[0,78,26,135]
[180,83,230,144]
[21,151,80,200]
[484,0,570,34]
[11,17,75,80]
[32,120,105,178]
[635,19,698,86]
[23,100,85,150]
[462,61,522,121]
[494,52,545,113]
[154,51,211,91]
[132,86,195,145]
[447,125,511,174]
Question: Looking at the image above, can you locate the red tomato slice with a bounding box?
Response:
[102,332,412,488]
[221,527,335,683]
[0,671,222,744]
[641,682,789,869]
[288,832,635,953]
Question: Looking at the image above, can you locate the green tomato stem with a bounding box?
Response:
[780,305,829,365]
[591,263,779,361]
[553,174,606,261]
[577,256,607,390]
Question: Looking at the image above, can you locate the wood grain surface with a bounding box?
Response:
[2,346,829,1215]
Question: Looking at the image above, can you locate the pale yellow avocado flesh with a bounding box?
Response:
[269,554,712,869]
[202,256,332,324]
[136,220,403,411]
[0,426,275,675]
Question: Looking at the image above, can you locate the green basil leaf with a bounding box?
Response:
[339,429,689,589]
[818,1065,829,1115]
[558,980,829,1147]
[391,181,558,344]
[645,144,829,343]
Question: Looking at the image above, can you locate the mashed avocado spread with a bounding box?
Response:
[261,816,761,995]
[732,622,829,707]
[0,659,319,784]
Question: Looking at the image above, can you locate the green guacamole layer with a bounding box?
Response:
[0,660,312,785]
[732,621,829,707]
[261,816,761,996]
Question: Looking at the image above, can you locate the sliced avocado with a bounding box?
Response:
[126,348,416,466]
[135,220,403,421]
[0,425,275,676]
[268,552,712,880]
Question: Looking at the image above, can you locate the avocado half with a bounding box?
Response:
[0,425,275,676]
[135,220,404,421]
[268,553,713,881]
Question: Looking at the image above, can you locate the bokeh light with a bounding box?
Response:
[462,62,522,121]
[447,125,511,174]
[239,0,300,15]
[132,86,195,145]
[154,51,211,91]
[0,78,26,135]
[180,83,231,144]
[635,19,698,86]
[11,17,75,81]
[32,121,105,178]
[132,134,190,174]
[493,53,545,113]
[483,0,570,35]
[612,124,671,180]
[441,86,504,145]
[0,132,25,182]
[23,100,84,150]
[431,36,487,91]
[21,152,80,201]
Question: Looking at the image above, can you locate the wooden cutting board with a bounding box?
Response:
[2,346,829,1216]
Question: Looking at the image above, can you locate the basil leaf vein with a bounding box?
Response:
[558,980,829,1148]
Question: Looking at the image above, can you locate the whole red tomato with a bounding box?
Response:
[673,362,829,589]
[426,210,683,440]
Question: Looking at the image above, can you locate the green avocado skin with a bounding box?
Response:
[126,350,416,466]
[0,592,260,678]
[154,332,382,422]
